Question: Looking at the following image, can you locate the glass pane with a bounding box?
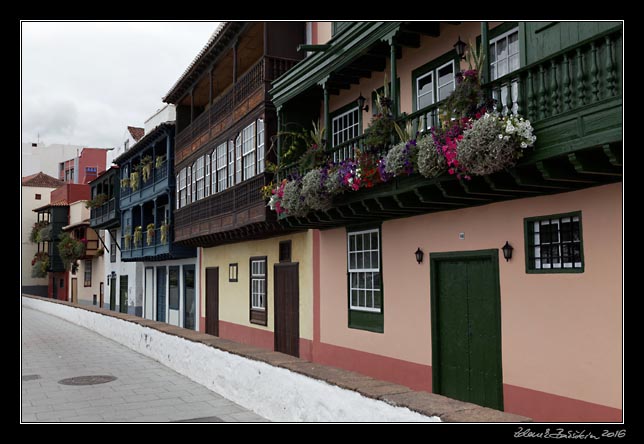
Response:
[358,272,365,289]
[351,273,357,289]
[418,72,433,96]
[364,252,371,269]
[490,64,496,81]
[363,233,370,250]
[351,289,358,307]
[373,272,381,289]
[359,289,366,307]
[437,63,453,86]
[357,253,363,270]
[356,234,363,250]
[350,253,356,270]
[438,83,453,101]
[169,266,179,310]
[418,94,434,109]
[373,290,381,309]
[509,54,520,72]
[489,43,496,62]
[184,267,195,330]
[508,31,519,55]
[371,252,379,270]
[497,37,507,60]
[371,232,378,250]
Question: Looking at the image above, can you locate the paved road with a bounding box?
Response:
[21,305,266,423]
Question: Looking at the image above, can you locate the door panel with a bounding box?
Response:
[109,277,116,310]
[183,266,196,330]
[205,267,219,336]
[274,263,299,357]
[431,250,503,411]
[71,278,78,304]
[119,275,128,313]
[156,267,166,322]
[144,268,154,320]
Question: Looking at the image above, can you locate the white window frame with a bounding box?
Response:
[533,216,582,269]
[347,228,382,313]
[228,139,235,188]
[257,119,265,174]
[235,133,242,184]
[195,157,205,201]
[436,60,456,102]
[217,142,227,192]
[416,70,435,109]
[416,59,455,110]
[489,28,520,81]
[176,173,180,209]
[179,168,187,208]
[332,107,359,148]
[242,121,256,181]
[190,163,196,203]
[204,153,210,197]
[250,259,266,310]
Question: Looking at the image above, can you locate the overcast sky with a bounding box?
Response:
[21,21,220,148]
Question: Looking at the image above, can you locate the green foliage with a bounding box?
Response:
[440,70,484,124]
[466,39,485,72]
[58,232,86,271]
[31,252,49,278]
[30,220,49,243]
[85,193,108,209]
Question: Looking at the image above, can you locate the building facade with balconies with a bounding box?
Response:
[114,120,197,326]
[162,22,312,356]
[269,21,622,421]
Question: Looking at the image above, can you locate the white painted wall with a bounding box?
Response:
[22,142,84,178]
[22,296,439,422]
[103,228,143,313]
[21,185,57,288]
[144,104,176,135]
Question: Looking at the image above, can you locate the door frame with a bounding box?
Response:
[429,249,503,409]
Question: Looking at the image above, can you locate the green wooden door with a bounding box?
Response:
[119,275,128,313]
[430,249,503,410]
[109,276,117,310]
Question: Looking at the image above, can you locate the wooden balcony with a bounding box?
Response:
[174,173,286,247]
[278,27,622,229]
[89,198,119,229]
[120,160,170,208]
[174,56,299,165]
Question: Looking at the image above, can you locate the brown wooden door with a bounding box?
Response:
[274,263,299,357]
[205,267,219,336]
[71,278,78,304]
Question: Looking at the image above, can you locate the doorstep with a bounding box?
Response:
[21,294,531,423]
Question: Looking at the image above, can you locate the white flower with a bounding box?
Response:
[520,142,527,148]
[498,134,504,140]
[503,135,510,141]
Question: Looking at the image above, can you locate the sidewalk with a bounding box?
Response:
[21,305,266,423]
[22,294,530,422]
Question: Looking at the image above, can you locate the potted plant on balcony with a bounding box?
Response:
[146,223,155,246]
[84,193,108,209]
[124,230,132,250]
[96,247,104,256]
[30,220,49,243]
[31,251,49,278]
[130,169,140,191]
[141,155,153,182]
[364,77,395,151]
[160,221,169,245]
[155,154,166,169]
[133,226,142,247]
[120,177,130,189]
[58,232,86,272]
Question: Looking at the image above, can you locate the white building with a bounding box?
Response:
[21,172,64,296]
[22,142,84,178]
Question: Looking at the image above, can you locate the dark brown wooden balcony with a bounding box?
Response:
[174,56,299,165]
[173,173,286,247]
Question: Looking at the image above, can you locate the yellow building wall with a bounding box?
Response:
[200,231,313,340]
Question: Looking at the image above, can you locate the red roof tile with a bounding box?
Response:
[128,126,145,142]
[32,199,69,212]
[22,172,65,188]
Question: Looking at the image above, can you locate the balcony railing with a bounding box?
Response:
[175,56,300,155]
[120,161,170,205]
[121,226,171,259]
[279,27,621,180]
[89,197,118,227]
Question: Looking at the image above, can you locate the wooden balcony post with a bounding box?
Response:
[389,38,398,119]
[323,79,331,148]
[481,22,490,86]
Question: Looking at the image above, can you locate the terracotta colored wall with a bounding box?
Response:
[319,183,622,409]
[316,22,332,44]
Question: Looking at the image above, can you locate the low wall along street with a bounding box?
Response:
[22,296,439,422]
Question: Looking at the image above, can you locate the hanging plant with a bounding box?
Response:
[120,177,130,189]
[416,135,446,179]
[300,168,332,212]
[133,226,142,247]
[146,223,155,246]
[155,154,166,169]
[130,171,140,191]
[30,220,49,243]
[85,193,108,209]
[58,232,86,271]
[31,251,49,278]
[160,223,169,245]
[96,247,104,256]
[124,233,132,250]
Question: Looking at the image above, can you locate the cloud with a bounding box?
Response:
[21,21,219,147]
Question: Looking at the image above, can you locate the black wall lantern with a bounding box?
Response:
[415,247,424,264]
[502,241,514,262]
[454,36,467,60]
[357,93,369,113]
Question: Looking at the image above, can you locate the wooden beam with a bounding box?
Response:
[403,22,440,37]
[568,150,622,176]
[508,165,573,190]
[435,181,491,202]
[536,159,597,183]
[483,172,542,195]
[602,143,622,167]
[458,176,514,198]
[413,186,466,207]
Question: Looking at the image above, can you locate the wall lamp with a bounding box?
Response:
[502,241,514,262]
[357,94,369,113]
[415,247,424,264]
[454,36,467,60]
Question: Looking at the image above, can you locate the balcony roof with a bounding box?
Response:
[62,220,90,231]
[162,22,246,104]
[33,199,69,212]
[113,122,175,165]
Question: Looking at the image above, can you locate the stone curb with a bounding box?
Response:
[21,294,531,423]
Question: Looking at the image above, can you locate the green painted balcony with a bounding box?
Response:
[271,22,622,229]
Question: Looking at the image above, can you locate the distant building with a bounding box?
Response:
[22,142,84,178]
[58,147,112,184]
[22,172,64,296]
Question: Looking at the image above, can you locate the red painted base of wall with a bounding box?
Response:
[219,320,274,351]
[299,339,313,362]
[199,316,205,333]
[504,384,622,422]
[314,341,433,392]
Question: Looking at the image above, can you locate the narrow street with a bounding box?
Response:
[21,306,266,423]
